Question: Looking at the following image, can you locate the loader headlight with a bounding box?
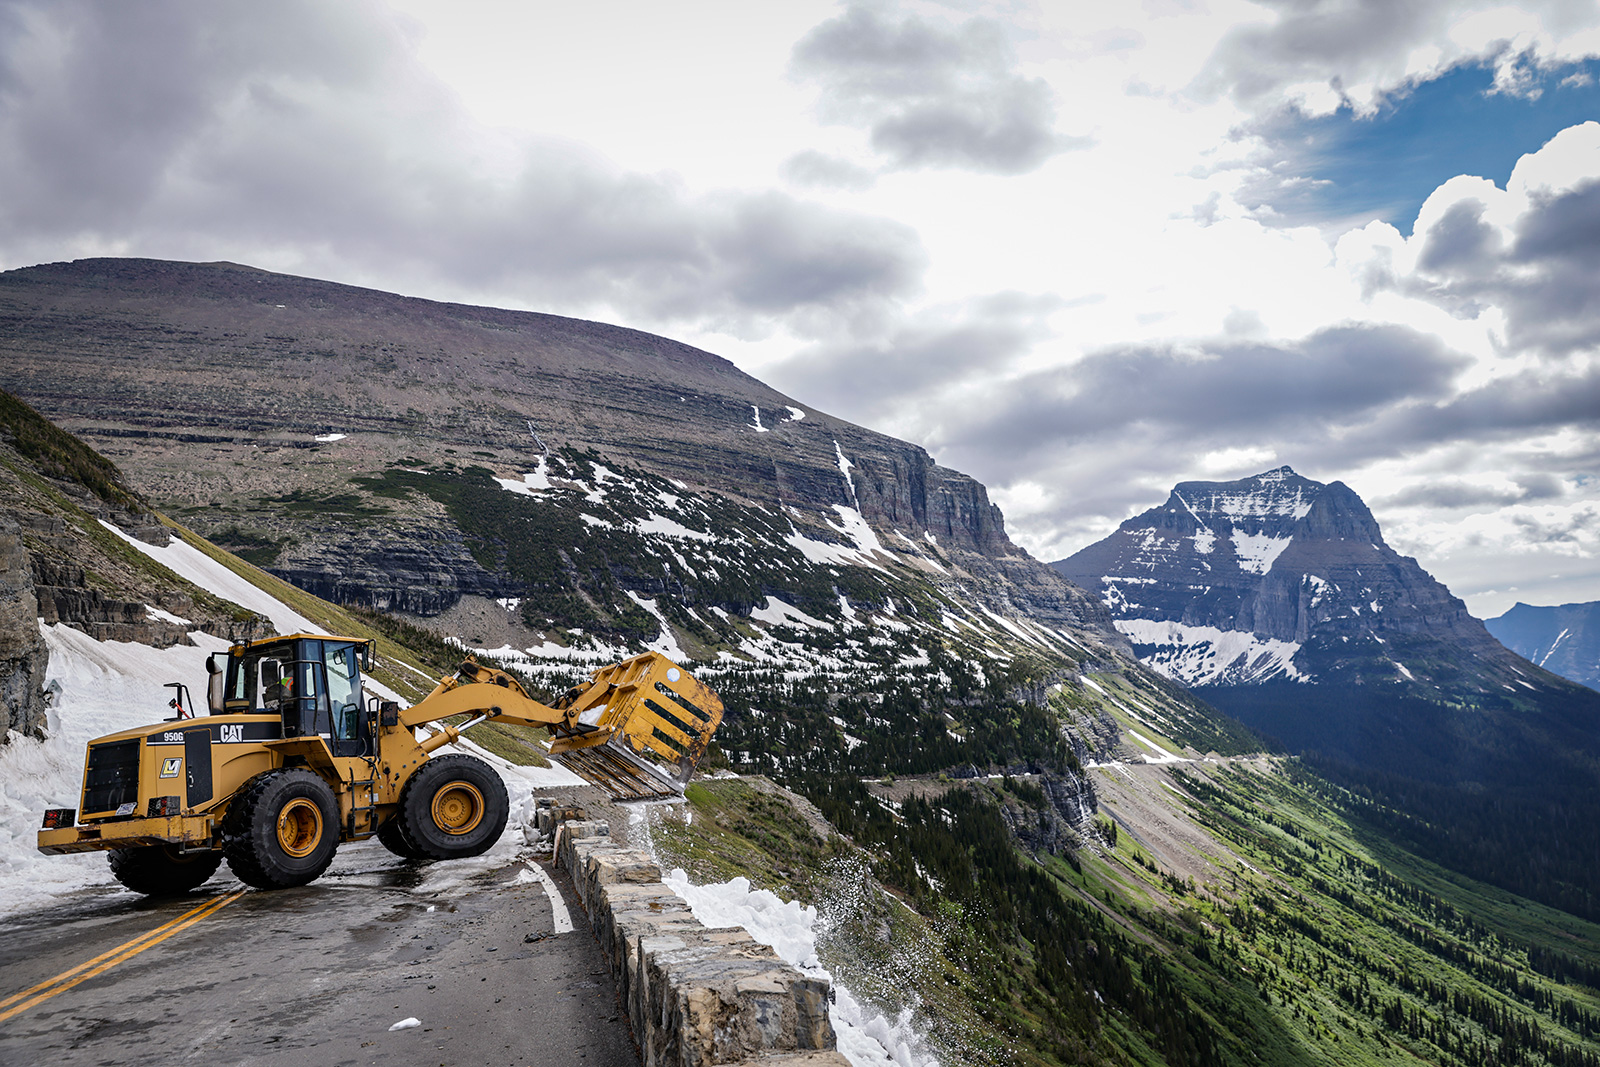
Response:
[41,808,76,829]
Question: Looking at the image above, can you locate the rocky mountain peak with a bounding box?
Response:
[1053,465,1600,794]
[1054,466,1501,689]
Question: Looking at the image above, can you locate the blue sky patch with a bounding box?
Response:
[1256,59,1600,233]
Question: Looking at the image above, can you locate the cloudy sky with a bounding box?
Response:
[2,0,1598,616]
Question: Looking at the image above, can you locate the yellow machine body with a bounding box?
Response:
[39,633,723,859]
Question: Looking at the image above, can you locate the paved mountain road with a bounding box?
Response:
[0,841,640,1066]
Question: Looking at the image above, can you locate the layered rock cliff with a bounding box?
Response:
[0,258,1113,644]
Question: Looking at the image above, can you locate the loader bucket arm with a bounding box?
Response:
[398,653,723,799]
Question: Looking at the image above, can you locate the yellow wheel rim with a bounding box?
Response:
[276,798,323,858]
[432,782,485,836]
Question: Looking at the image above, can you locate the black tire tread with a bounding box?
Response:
[393,754,509,861]
[223,768,340,889]
[107,845,222,896]
[377,815,423,859]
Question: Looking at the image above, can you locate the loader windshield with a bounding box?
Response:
[222,637,374,757]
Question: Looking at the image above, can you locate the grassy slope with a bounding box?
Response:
[654,751,1600,1067]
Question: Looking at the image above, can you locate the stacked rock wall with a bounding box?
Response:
[543,806,848,1067]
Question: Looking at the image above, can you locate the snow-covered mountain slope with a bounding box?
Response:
[1487,600,1600,692]
[1054,466,1508,689]
[1052,466,1600,787]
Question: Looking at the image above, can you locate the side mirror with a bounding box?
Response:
[362,643,375,672]
[379,702,400,728]
[206,653,220,674]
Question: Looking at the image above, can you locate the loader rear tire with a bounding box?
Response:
[107,845,222,896]
[395,754,508,861]
[223,769,339,889]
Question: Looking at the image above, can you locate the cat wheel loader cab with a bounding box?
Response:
[37,633,724,897]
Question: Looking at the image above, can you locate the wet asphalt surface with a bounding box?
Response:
[0,841,641,1066]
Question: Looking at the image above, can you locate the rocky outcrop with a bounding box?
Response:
[991,770,1097,855]
[0,516,48,738]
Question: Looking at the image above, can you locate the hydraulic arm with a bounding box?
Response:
[406,651,724,797]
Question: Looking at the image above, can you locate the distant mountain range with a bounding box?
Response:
[1052,466,1600,788]
[1487,601,1600,692]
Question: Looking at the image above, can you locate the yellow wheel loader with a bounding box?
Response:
[37,633,723,896]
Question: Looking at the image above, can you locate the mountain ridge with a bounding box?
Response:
[0,257,1114,645]
[1052,464,1508,690]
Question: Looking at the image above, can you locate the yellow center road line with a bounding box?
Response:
[0,889,246,1023]
[0,892,230,1011]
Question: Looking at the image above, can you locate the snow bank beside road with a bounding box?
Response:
[0,625,227,917]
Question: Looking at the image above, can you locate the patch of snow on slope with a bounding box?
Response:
[787,528,871,569]
[1126,729,1190,765]
[495,455,551,495]
[664,870,938,1067]
[834,441,857,504]
[751,405,769,433]
[785,406,806,421]
[750,597,831,630]
[786,509,888,573]
[314,432,346,443]
[0,625,229,916]
[1200,482,1314,522]
[625,592,687,660]
[979,607,1048,650]
[99,520,321,636]
[638,513,716,542]
[830,505,883,556]
[1115,619,1305,686]
[583,463,618,504]
[146,605,191,626]
[1230,531,1292,575]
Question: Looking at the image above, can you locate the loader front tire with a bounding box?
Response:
[223,769,340,889]
[107,845,222,896]
[395,754,508,861]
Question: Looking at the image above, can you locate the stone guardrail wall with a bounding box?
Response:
[537,801,850,1067]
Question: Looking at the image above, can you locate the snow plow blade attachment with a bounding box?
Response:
[547,651,723,800]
